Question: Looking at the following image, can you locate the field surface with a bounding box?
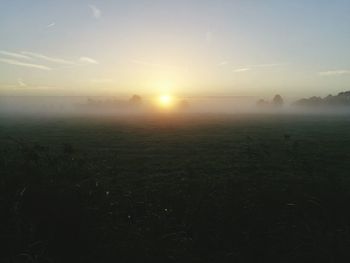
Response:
[1,114,350,262]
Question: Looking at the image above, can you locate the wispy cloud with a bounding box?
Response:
[232,63,286,73]
[0,50,99,71]
[0,51,31,60]
[22,51,75,65]
[17,78,27,87]
[319,70,350,76]
[0,58,52,71]
[80,57,99,64]
[46,22,56,29]
[218,61,229,67]
[89,4,101,19]
[233,68,251,73]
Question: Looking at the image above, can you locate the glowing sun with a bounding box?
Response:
[158,95,173,108]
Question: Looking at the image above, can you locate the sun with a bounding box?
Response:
[158,95,173,108]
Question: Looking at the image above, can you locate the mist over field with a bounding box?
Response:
[2,0,350,262]
[0,96,259,116]
[2,94,350,118]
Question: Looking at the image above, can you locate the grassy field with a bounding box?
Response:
[1,113,350,262]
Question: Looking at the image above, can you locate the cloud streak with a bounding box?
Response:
[232,63,286,73]
[319,70,350,76]
[233,68,251,73]
[80,57,99,64]
[218,61,229,67]
[89,5,101,19]
[46,22,56,29]
[0,51,31,60]
[0,58,52,71]
[0,50,99,73]
[22,51,76,65]
[17,78,27,87]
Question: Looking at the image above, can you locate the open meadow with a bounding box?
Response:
[1,114,350,262]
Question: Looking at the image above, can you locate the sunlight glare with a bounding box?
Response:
[159,95,173,108]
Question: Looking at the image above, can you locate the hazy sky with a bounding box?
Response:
[0,0,350,97]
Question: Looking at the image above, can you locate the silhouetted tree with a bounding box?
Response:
[272,94,284,107]
[305,96,322,106]
[129,95,142,106]
[256,99,269,108]
[293,91,350,107]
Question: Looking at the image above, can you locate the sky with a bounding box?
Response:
[0,0,350,98]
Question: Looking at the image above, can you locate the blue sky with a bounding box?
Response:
[0,0,350,97]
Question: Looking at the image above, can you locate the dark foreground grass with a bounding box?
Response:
[1,113,350,262]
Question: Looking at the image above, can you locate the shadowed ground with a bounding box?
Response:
[1,114,350,262]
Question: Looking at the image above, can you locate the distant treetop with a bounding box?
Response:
[256,95,284,108]
[294,91,350,107]
[272,94,284,107]
[129,95,142,106]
